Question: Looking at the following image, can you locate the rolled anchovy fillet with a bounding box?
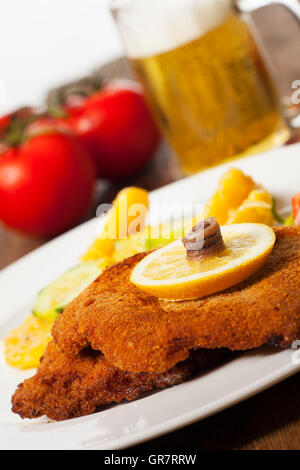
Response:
[182,217,226,261]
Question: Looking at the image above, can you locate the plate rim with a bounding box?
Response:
[1,142,300,449]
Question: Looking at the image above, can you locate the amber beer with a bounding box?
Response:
[130,13,289,174]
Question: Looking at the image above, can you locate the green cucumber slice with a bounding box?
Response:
[32,261,104,321]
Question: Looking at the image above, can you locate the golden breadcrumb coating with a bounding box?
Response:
[52,227,300,373]
[12,341,228,421]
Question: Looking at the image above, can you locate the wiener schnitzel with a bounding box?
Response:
[52,226,300,374]
[12,342,229,421]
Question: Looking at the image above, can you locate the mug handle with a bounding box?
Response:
[236,0,300,130]
[236,0,300,18]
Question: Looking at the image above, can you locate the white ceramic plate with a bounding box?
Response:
[1,144,300,450]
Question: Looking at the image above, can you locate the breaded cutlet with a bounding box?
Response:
[52,226,300,374]
[12,341,229,421]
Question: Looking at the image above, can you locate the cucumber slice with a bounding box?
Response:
[32,261,104,321]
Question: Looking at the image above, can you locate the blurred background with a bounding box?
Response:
[1,0,121,112]
[0,0,300,268]
[1,1,299,114]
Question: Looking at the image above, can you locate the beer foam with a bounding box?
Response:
[113,0,233,58]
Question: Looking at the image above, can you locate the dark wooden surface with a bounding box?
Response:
[1,5,300,450]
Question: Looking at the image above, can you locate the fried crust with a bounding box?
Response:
[52,226,300,373]
[12,342,228,421]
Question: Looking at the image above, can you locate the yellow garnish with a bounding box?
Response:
[5,315,52,369]
[227,189,274,225]
[227,202,274,225]
[246,189,272,205]
[205,168,255,225]
[82,187,149,260]
[205,168,274,226]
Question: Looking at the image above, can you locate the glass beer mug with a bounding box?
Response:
[111,0,300,174]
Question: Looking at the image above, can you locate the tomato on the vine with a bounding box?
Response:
[65,82,161,180]
[0,113,96,236]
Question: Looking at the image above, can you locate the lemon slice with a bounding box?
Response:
[130,223,275,301]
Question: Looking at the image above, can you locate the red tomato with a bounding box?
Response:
[292,193,300,225]
[25,115,72,138]
[0,132,95,236]
[67,84,161,180]
[0,108,35,138]
[0,114,11,137]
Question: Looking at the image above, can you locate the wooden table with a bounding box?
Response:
[1,5,300,450]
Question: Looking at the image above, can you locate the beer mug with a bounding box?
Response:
[111,0,300,174]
